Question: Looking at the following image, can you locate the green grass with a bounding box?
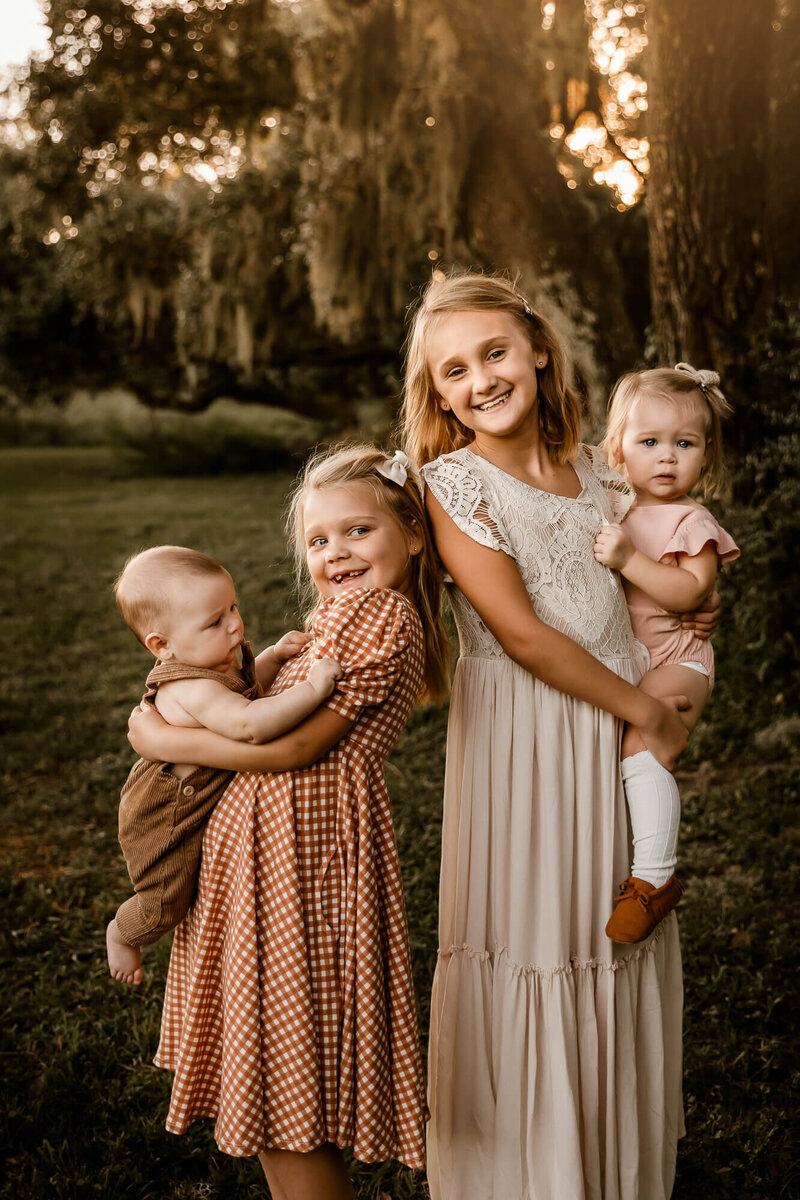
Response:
[2,448,797,1199]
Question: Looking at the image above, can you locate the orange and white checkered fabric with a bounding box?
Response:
[154,588,428,1168]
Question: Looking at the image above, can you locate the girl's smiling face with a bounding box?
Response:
[427,310,547,442]
[303,482,419,600]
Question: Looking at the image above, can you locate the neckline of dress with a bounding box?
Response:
[630,501,703,514]
[463,445,589,502]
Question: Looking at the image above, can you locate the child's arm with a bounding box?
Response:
[167,658,341,744]
[128,701,354,772]
[593,523,718,612]
[254,630,312,690]
[427,492,690,769]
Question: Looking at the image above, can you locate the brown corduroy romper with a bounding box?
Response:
[114,643,261,948]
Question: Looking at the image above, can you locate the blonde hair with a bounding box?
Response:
[602,366,732,498]
[114,545,230,646]
[400,270,583,467]
[287,443,452,704]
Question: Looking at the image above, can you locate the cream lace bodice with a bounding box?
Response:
[422,444,648,669]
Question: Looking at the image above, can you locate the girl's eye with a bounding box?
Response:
[350,526,370,537]
[446,366,465,380]
[677,440,692,449]
[309,536,327,548]
[643,438,656,447]
[487,348,505,361]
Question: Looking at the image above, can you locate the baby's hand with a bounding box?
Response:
[273,630,312,662]
[593,522,634,570]
[307,657,342,699]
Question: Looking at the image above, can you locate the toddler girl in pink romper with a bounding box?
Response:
[594,363,739,942]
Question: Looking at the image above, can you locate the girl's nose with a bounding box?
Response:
[472,364,496,395]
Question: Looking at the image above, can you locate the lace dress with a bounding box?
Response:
[422,445,684,1200]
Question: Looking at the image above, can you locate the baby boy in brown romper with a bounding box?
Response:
[106,544,340,985]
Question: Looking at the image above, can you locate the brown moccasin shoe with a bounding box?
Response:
[605,873,683,944]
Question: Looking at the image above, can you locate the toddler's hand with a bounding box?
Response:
[273,630,312,662]
[593,523,634,570]
[127,701,169,760]
[307,657,342,699]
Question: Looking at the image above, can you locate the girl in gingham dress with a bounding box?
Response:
[128,444,451,1200]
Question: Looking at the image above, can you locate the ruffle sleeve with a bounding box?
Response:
[311,587,415,722]
[421,452,515,557]
[581,444,637,523]
[661,507,740,565]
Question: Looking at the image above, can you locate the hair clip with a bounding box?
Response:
[376,449,419,488]
[674,361,720,395]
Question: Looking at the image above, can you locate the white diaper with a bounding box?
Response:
[678,660,710,677]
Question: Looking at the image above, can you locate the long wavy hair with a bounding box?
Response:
[400,270,583,467]
[602,366,732,499]
[286,442,452,705]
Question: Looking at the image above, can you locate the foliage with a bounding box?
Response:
[689,301,800,763]
[0,0,310,405]
[0,386,327,475]
[2,446,798,1198]
[0,0,660,412]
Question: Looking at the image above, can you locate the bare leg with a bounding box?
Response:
[623,662,710,759]
[106,918,143,985]
[258,1144,355,1200]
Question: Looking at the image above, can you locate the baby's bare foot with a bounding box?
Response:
[106,919,143,985]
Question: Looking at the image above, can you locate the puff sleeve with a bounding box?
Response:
[311,588,416,723]
[662,507,740,565]
[421,452,515,557]
[581,444,638,524]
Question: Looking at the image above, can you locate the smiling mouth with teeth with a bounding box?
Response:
[331,569,367,584]
[477,390,511,412]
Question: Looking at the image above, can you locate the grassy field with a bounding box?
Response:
[2,447,797,1199]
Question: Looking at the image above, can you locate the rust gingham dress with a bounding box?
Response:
[154,587,428,1168]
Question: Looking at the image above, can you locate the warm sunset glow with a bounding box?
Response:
[546,0,649,208]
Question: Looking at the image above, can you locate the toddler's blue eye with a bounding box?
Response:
[644,438,656,446]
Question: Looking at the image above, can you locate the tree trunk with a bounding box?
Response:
[646,0,796,372]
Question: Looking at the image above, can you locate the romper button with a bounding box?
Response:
[182,784,195,797]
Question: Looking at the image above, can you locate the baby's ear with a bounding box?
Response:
[144,630,171,660]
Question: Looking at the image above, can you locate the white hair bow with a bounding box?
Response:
[674,362,720,393]
[376,449,419,488]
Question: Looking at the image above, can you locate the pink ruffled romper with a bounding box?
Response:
[621,503,740,687]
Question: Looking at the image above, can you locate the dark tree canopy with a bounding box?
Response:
[0,0,795,413]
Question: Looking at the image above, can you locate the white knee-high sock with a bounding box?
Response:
[621,750,680,888]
